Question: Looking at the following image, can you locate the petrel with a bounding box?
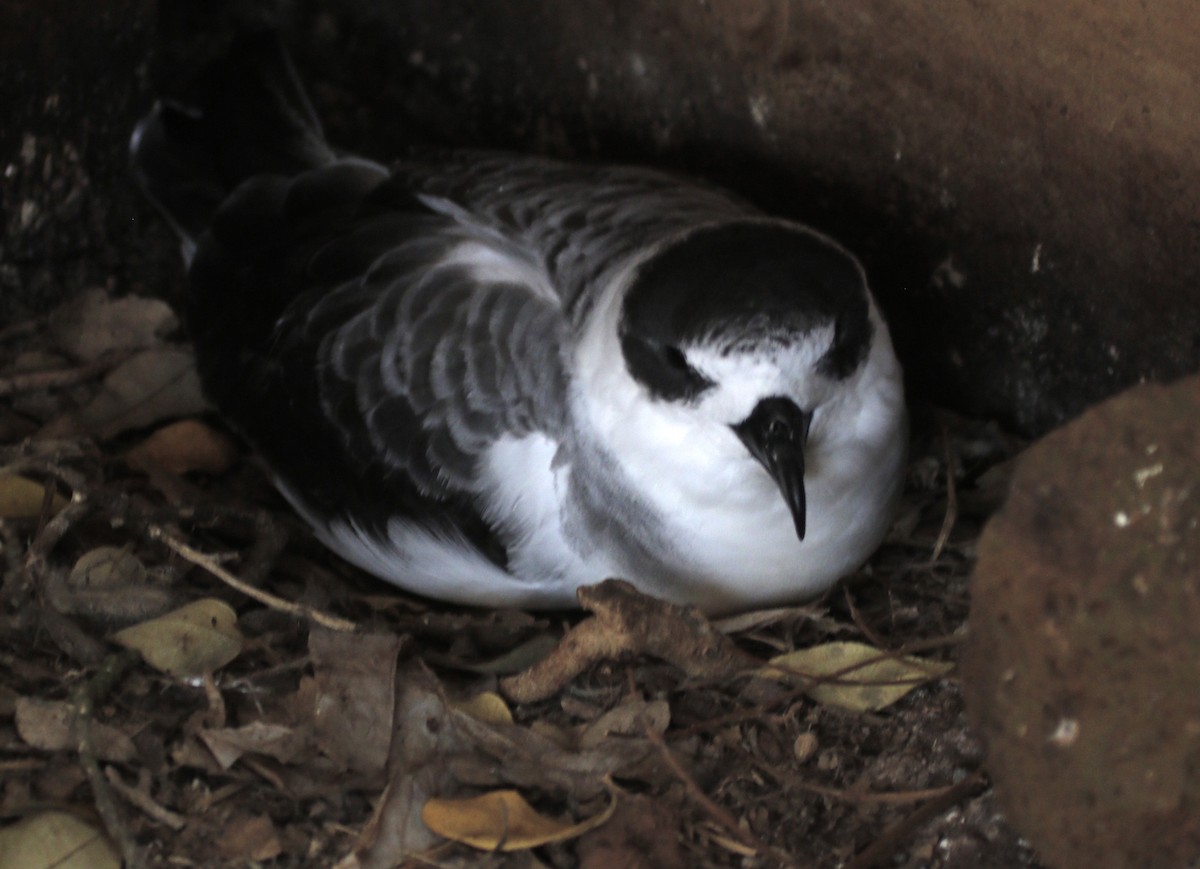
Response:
[131,32,907,614]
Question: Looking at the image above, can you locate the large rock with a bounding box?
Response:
[962,375,1200,868]
[5,0,1199,435]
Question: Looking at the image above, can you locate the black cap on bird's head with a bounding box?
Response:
[618,221,874,403]
[618,221,876,540]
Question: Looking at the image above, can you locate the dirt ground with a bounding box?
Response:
[0,291,1045,868]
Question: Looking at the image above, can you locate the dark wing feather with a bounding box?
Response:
[187,158,567,556]
[391,152,757,325]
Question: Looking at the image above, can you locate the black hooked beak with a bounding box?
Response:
[732,397,813,540]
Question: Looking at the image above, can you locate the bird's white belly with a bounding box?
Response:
[635,461,892,613]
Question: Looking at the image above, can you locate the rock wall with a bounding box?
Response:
[4,0,1198,435]
[0,0,172,321]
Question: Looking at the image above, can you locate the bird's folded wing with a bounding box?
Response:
[186,158,569,535]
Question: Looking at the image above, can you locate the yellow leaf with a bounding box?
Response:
[762,641,953,712]
[453,691,514,726]
[69,546,146,589]
[113,598,243,677]
[0,475,66,519]
[125,419,239,476]
[0,811,120,869]
[421,788,616,851]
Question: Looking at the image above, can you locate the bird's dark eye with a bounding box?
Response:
[619,333,714,401]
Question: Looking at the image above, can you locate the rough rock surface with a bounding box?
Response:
[962,375,1200,868]
[4,0,1199,434]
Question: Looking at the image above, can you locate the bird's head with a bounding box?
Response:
[617,221,882,540]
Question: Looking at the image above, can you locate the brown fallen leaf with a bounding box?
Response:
[199,722,305,770]
[345,663,469,866]
[578,699,670,749]
[0,810,121,869]
[449,697,666,800]
[500,579,760,704]
[46,546,178,624]
[48,287,178,362]
[762,642,954,712]
[44,346,207,441]
[309,628,405,775]
[13,697,137,762]
[421,787,617,852]
[215,813,284,862]
[69,546,146,589]
[0,474,66,519]
[124,419,239,476]
[345,656,679,868]
[793,731,819,763]
[112,598,243,678]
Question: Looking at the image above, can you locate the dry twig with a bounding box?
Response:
[930,427,959,563]
[501,579,760,703]
[842,771,987,869]
[103,767,187,831]
[0,350,132,397]
[149,524,358,632]
[644,725,800,867]
[71,650,145,869]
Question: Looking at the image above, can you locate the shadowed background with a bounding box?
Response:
[2,0,1197,434]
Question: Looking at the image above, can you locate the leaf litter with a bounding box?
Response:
[0,287,1044,868]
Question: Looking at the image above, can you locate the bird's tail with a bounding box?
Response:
[130,30,334,255]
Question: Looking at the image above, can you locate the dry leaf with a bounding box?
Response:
[199,722,303,769]
[69,546,146,589]
[0,812,120,869]
[0,474,65,519]
[48,287,178,362]
[14,697,137,762]
[215,813,284,862]
[48,546,177,623]
[762,642,953,712]
[125,419,239,476]
[421,788,616,851]
[453,692,514,726]
[579,699,670,749]
[112,598,243,678]
[345,663,467,864]
[61,347,207,440]
[310,628,404,774]
[793,731,819,763]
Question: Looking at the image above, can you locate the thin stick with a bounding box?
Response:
[103,767,187,831]
[769,766,978,806]
[842,771,986,869]
[930,427,959,564]
[149,525,358,632]
[0,350,131,397]
[843,586,887,648]
[72,651,146,869]
[644,725,801,868]
[0,518,22,602]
